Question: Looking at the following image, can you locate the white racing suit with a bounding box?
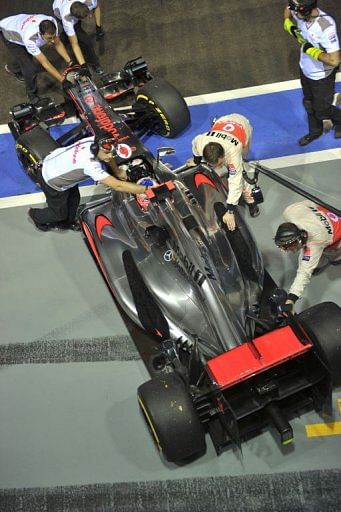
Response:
[191,114,254,208]
[284,201,341,298]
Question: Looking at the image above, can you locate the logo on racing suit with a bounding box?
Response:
[302,247,311,261]
[228,164,236,175]
[116,143,132,159]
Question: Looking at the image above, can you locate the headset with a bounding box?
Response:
[90,138,117,157]
[274,222,308,248]
[288,0,317,18]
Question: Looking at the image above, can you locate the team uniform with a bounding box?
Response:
[0,14,59,99]
[293,9,341,136]
[30,136,110,226]
[53,0,100,69]
[192,114,254,208]
[283,200,341,298]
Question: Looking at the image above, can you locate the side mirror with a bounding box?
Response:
[156,147,175,168]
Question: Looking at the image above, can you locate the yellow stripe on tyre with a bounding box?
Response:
[138,395,163,454]
[136,94,171,136]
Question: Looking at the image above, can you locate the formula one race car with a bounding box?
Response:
[80,159,341,463]
[8,59,341,465]
[8,57,190,181]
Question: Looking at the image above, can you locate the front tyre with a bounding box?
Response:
[136,78,190,137]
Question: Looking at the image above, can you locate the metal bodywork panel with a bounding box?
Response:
[81,164,264,359]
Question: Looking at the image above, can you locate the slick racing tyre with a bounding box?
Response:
[138,372,206,463]
[297,302,341,386]
[136,78,190,137]
[16,126,59,181]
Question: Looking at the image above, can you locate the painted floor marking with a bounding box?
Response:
[305,421,341,438]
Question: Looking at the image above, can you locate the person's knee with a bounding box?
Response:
[303,99,314,114]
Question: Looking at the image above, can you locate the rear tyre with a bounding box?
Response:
[16,126,59,181]
[136,78,190,137]
[297,302,341,386]
[138,372,206,463]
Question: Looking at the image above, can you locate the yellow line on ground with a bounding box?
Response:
[305,422,341,438]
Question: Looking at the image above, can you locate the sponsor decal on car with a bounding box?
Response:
[116,143,132,159]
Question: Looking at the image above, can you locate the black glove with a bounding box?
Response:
[62,78,74,92]
[79,63,92,78]
[96,25,105,41]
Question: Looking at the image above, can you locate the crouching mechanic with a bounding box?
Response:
[274,200,341,310]
[0,14,72,104]
[189,114,259,231]
[28,136,151,232]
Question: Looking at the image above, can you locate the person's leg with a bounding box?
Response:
[299,69,323,145]
[1,37,24,79]
[312,70,341,138]
[66,185,81,223]
[74,21,101,70]
[29,175,69,226]
[8,45,41,100]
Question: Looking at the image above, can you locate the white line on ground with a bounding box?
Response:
[0,148,340,209]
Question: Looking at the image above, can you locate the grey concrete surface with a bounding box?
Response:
[0,159,340,493]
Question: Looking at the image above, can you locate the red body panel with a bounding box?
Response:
[206,325,312,390]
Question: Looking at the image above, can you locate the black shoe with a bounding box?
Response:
[28,208,51,232]
[298,133,322,146]
[28,94,41,105]
[5,64,24,82]
[92,65,104,75]
[334,125,341,139]
[56,221,81,231]
[248,202,260,218]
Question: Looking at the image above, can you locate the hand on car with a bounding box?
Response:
[79,63,92,78]
[222,211,236,231]
[62,78,74,92]
[96,25,105,41]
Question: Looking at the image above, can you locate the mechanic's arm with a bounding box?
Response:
[53,36,73,65]
[68,34,86,65]
[302,47,341,67]
[100,175,148,195]
[187,136,203,166]
[283,6,306,44]
[288,245,325,300]
[34,52,64,82]
[94,4,101,27]
[222,156,244,232]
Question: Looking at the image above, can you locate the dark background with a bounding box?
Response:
[0,0,341,122]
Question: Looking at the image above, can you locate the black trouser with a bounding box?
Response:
[30,171,80,225]
[300,67,341,136]
[60,21,100,68]
[1,34,41,97]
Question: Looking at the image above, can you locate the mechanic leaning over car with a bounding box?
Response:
[284,0,341,146]
[28,136,152,232]
[188,114,259,232]
[0,14,72,104]
[53,0,104,76]
[274,200,341,311]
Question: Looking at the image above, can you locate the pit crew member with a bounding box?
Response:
[53,0,104,75]
[284,0,341,146]
[0,14,72,104]
[28,136,152,232]
[274,200,341,309]
[188,114,259,231]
